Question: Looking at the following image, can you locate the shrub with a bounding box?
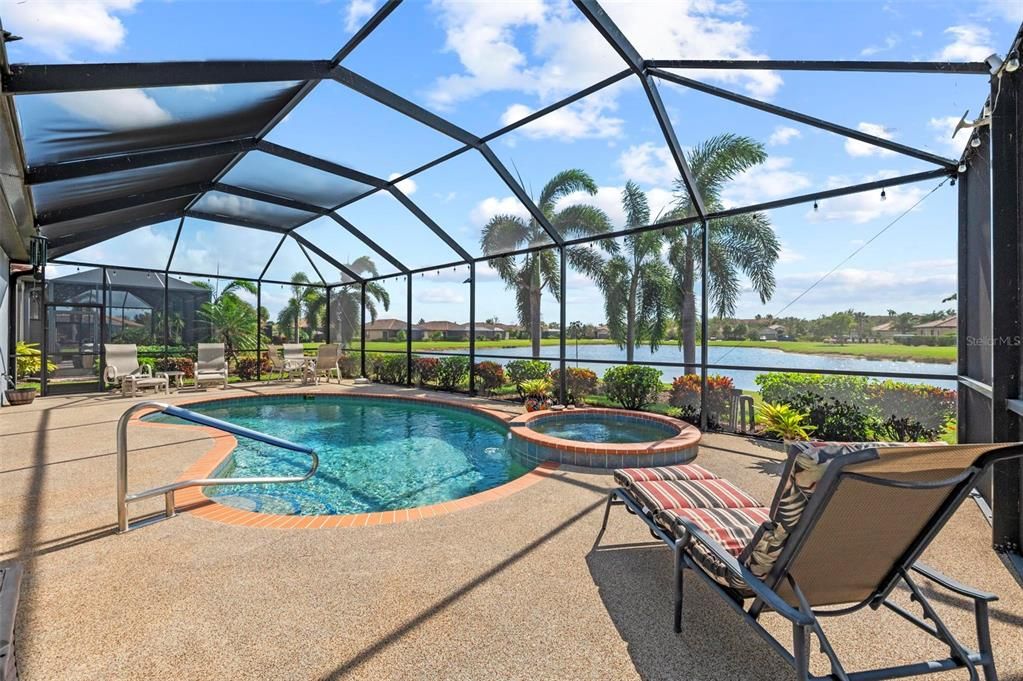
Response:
[474,361,505,393]
[15,341,56,379]
[550,367,599,402]
[413,356,441,386]
[506,359,551,397]
[233,355,269,381]
[757,402,815,441]
[667,373,734,427]
[155,356,195,378]
[867,381,956,442]
[602,365,662,410]
[437,356,470,390]
[756,372,869,407]
[337,354,359,379]
[377,355,408,384]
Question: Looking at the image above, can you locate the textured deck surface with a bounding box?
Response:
[2,382,1021,680]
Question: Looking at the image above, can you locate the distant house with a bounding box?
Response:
[413,320,464,341]
[365,318,407,341]
[458,323,509,340]
[759,324,785,340]
[913,316,957,337]
[872,321,897,339]
[594,325,611,340]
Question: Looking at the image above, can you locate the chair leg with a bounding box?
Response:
[792,623,811,681]
[592,492,617,549]
[975,601,998,681]
[673,544,685,633]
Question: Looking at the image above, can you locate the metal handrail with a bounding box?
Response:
[116,401,318,533]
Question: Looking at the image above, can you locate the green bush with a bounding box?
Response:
[437,356,470,390]
[413,356,441,386]
[757,372,869,407]
[337,354,359,379]
[506,359,551,398]
[667,373,734,427]
[378,355,408,384]
[867,381,956,441]
[474,361,505,393]
[602,365,663,410]
[550,367,599,402]
[234,356,269,381]
[155,356,195,378]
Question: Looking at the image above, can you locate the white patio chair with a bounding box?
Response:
[102,344,151,388]
[195,343,228,389]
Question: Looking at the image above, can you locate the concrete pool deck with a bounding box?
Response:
[1,381,1021,680]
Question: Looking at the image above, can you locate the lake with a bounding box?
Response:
[430,343,957,391]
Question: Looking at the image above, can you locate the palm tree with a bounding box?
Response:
[195,279,259,361]
[278,272,316,342]
[328,257,390,347]
[662,134,781,373]
[480,169,614,356]
[597,181,673,362]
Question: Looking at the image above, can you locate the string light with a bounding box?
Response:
[880,188,887,202]
[970,134,982,148]
[958,163,968,173]
[813,200,819,212]
[1006,52,1020,73]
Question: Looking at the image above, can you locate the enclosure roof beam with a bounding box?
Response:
[35,180,211,226]
[292,232,362,283]
[649,67,958,168]
[24,138,258,185]
[572,0,707,218]
[184,210,289,234]
[295,238,328,285]
[330,0,401,66]
[256,140,388,189]
[645,59,991,74]
[2,60,341,95]
[260,234,290,281]
[476,144,565,246]
[386,185,474,262]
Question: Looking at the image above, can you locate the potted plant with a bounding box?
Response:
[4,342,47,406]
[521,378,553,412]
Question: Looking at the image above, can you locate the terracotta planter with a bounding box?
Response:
[4,388,37,406]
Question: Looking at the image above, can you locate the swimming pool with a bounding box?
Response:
[528,414,677,443]
[146,395,527,515]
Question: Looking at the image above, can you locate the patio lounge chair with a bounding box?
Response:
[311,343,341,384]
[194,343,228,389]
[594,442,1023,681]
[102,344,150,387]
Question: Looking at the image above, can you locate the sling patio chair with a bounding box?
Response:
[194,343,228,389]
[311,343,341,384]
[264,345,292,383]
[593,441,1023,681]
[282,344,307,374]
[102,343,150,387]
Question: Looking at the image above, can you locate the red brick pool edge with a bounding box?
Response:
[508,407,701,469]
[130,391,559,529]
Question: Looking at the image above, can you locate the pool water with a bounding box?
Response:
[147,396,526,515]
[529,416,676,444]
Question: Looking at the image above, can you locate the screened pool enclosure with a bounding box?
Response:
[1,3,1021,562]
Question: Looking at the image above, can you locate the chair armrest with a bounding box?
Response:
[103,365,119,382]
[911,563,998,602]
[669,516,814,626]
[140,364,152,377]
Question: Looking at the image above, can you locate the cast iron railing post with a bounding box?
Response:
[700,219,709,430]
[360,282,366,377]
[406,275,413,386]
[40,264,49,396]
[256,282,262,382]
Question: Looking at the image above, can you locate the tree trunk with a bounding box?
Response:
[626,271,639,363]
[530,286,542,358]
[681,249,697,375]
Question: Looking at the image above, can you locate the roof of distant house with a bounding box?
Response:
[365,318,406,331]
[872,321,896,332]
[913,316,957,330]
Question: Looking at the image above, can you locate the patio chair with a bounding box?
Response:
[594,441,1023,681]
[194,343,228,389]
[282,344,306,373]
[311,343,341,384]
[264,345,289,383]
[102,344,150,387]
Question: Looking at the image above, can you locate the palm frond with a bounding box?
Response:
[537,169,598,214]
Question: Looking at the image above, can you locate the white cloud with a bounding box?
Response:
[860,34,899,56]
[344,0,377,32]
[777,243,804,264]
[2,0,139,60]
[720,157,812,208]
[388,173,417,196]
[768,126,801,146]
[500,98,623,140]
[416,286,466,304]
[976,0,1023,23]
[618,143,677,187]
[808,171,928,224]
[774,260,956,309]
[844,122,897,158]
[50,89,172,129]
[470,196,532,225]
[426,0,780,125]
[927,115,970,155]
[935,25,993,61]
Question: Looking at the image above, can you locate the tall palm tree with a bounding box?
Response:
[480,169,614,356]
[195,279,259,361]
[598,181,673,362]
[328,257,390,347]
[663,134,781,372]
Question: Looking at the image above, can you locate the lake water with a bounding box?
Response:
[432,343,956,391]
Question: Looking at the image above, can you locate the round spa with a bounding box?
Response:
[508,408,700,469]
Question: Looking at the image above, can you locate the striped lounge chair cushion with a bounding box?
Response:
[630,478,762,514]
[658,506,771,591]
[613,464,718,489]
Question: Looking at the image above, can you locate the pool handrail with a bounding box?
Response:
[116,401,319,533]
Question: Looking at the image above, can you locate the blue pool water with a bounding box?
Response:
[146,396,526,515]
[529,416,676,444]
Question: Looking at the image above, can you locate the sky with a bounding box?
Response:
[3,0,1021,325]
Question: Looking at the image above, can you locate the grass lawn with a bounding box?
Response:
[707,340,955,363]
[346,338,613,352]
